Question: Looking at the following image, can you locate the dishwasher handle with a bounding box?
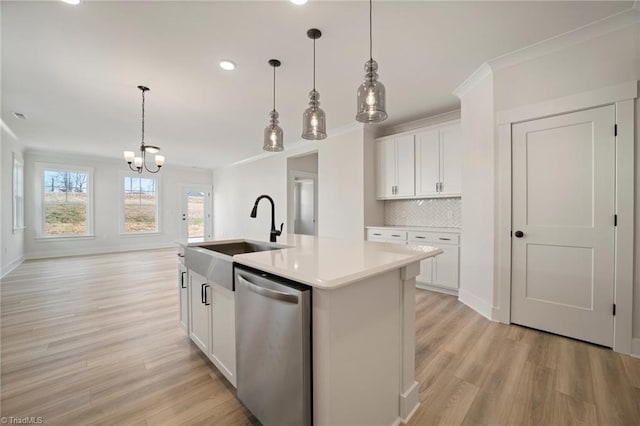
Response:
[237,274,299,304]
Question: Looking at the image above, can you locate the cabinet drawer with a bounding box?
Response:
[408,231,459,245]
[367,229,408,241]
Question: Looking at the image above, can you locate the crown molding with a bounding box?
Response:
[377,109,461,137]
[453,5,639,99]
[488,6,639,72]
[452,62,492,99]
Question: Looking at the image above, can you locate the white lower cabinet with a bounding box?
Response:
[367,227,460,293]
[187,270,237,387]
[189,270,211,354]
[178,263,189,331]
[210,283,236,386]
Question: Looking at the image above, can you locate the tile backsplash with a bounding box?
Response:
[385,198,461,228]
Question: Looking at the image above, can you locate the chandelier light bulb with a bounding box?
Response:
[154,155,165,167]
[134,157,143,168]
[124,151,135,163]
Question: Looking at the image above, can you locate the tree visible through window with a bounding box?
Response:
[123,176,158,232]
[43,170,89,235]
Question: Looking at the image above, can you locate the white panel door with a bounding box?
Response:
[439,124,462,196]
[511,105,615,347]
[395,135,415,197]
[415,129,440,197]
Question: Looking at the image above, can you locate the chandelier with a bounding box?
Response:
[123,85,165,173]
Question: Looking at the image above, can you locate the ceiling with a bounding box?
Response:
[1,0,632,169]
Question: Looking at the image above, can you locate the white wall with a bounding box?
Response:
[288,153,318,173]
[213,127,382,242]
[23,150,212,259]
[458,75,497,319]
[1,138,25,277]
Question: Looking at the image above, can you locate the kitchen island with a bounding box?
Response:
[179,234,442,426]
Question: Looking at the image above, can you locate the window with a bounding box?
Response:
[36,163,93,238]
[12,154,24,232]
[122,176,159,233]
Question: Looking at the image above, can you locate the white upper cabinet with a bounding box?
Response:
[415,129,440,197]
[439,124,462,196]
[376,120,462,200]
[415,122,462,197]
[375,135,415,199]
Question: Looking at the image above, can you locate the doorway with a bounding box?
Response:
[287,153,318,236]
[510,105,615,347]
[181,185,212,242]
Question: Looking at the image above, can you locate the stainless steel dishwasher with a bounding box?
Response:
[234,265,311,426]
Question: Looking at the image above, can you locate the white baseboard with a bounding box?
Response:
[399,380,420,424]
[1,255,25,279]
[416,282,458,296]
[26,242,177,260]
[632,338,640,358]
[458,288,497,321]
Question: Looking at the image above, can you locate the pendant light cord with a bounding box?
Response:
[369,0,373,61]
[272,65,276,111]
[313,37,316,91]
[141,89,145,146]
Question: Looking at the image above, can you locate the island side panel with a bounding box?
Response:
[312,269,402,426]
[400,261,420,422]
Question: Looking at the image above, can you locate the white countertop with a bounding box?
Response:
[181,234,442,290]
[366,225,461,233]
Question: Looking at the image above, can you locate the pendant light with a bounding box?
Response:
[356,0,387,123]
[263,59,284,152]
[301,28,327,140]
[123,86,165,174]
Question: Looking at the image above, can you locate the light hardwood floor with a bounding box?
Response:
[1,249,639,425]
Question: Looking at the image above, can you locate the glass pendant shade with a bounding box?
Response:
[264,59,283,152]
[356,59,387,123]
[263,110,284,152]
[302,90,327,140]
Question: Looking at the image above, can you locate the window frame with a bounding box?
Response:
[35,162,94,240]
[119,173,161,236]
[12,153,25,233]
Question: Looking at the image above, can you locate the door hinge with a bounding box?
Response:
[614,124,618,137]
[613,304,616,316]
[614,214,618,226]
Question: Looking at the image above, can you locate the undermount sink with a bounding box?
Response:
[196,241,282,256]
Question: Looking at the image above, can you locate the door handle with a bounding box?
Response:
[201,283,207,304]
[514,231,524,238]
[181,271,187,289]
[435,182,439,192]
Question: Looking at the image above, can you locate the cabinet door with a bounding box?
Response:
[439,124,462,195]
[376,139,396,198]
[433,245,459,289]
[415,129,440,197]
[178,264,189,331]
[395,135,415,197]
[211,284,237,386]
[416,258,433,285]
[189,271,211,354]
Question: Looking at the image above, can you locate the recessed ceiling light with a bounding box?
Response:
[219,60,236,71]
[290,0,308,5]
[13,112,27,120]
[60,0,81,5]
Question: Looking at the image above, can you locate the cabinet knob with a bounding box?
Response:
[514,230,524,238]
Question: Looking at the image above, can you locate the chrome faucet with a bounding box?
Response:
[250,195,284,243]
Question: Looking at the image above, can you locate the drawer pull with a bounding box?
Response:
[439,238,451,241]
[415,236,426,239]
[391,234,401,237]
[373,233,382,236]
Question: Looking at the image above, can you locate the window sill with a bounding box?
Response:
[35,234,95,241]
[119,231,162,238]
